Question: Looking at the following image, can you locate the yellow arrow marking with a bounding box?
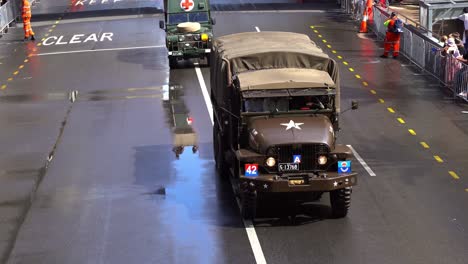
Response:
[434,156,443,163]
[449,171,460,180]
[420,142,430,149]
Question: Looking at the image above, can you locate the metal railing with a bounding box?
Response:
[0,0,22,36]
[340,0,468,102]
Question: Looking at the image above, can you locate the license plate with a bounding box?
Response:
[278,163,299,172]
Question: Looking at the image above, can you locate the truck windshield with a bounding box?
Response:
[189,12,209,22]
[243,95,334,113]
[168,14,188,24]
[168,12,209,24]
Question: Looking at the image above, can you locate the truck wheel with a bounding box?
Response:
[169,57,177,69]
[330,187,351,218]
[240,183,257,220]
[205,55,211,67]
[213,125,227,178]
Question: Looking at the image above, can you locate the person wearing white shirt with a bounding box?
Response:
[458,8,468,51]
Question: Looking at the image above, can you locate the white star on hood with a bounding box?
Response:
[280,120,304,130]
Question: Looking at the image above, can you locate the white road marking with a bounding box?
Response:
[346,145,376,177]
[195,66,267,264]
[462,111,468,114]
[255,26,261,32]
[213,10,325,13]
[35,45,165,56]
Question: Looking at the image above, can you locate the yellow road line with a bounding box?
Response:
[387,107,395,113]
[314,30,319,33]
[362,81,368,86]
[337,55,343,59]
[318,34,322,38]
[379,98,385,103]
[8,78,13,82]
[310,26,315,29]
[55,21,60,24]
[433,155,443,163]
[52,25,56,28]
[322,39,327,43]
[1,84,6,89]
[37,43,42,46]
[332,50,337,54]
[355,74,361,79]
[45,33,49,37]
[13,71,19,75]
[397,118,405,124]
[41,38,45,41]
[49,29,53,32]
[420,142,430,149]
[349,68,354,72]
[24,59,29,63]
[326,44,332,48]
[408,129,416,135]
[19,65,24,69]
[343,61,348,65]
[449,171,460,180]
[370,90,377,94]
[465,188,468,192]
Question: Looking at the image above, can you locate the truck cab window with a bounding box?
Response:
[188,12,209,22]
[168,14,188,24]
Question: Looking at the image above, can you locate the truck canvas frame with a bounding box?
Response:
[210,31,358,220]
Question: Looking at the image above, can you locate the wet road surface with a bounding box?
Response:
[1,0,468,263]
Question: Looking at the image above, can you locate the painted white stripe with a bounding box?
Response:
[462,111,468,114]
[194,66,267,264]
[255,26,261,32]
[346,145,376,177]
[213,10,325,13]
[35,45,165,56]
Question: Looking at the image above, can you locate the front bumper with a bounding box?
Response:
[239,172,357,193]
[168,48,211,58]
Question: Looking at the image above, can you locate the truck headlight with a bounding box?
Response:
[265,157,276,167]
[201,33,209,41]
[178,35,185,42]
[318,155,328,165]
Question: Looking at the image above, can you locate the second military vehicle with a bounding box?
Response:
[159,0,215,68]
[210,31,358,219]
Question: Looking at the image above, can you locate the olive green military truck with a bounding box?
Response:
[159,0,215,68]
[210,32,358,220]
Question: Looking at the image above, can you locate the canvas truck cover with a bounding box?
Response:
[210,31,341,112]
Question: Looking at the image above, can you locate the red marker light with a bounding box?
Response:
[186,117,193,125]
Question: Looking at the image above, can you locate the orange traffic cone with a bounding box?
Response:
[359,12,368,33]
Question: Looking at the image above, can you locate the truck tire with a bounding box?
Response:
[213,123,227,178]
[169,57,177,69]
[240,182,257,220]
[330,187,351,218]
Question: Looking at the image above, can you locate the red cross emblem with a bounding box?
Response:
[180,0,194,11]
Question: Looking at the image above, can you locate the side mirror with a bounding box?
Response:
[351,100,359,110]
[159,20,165,29]
[211,18,216,25]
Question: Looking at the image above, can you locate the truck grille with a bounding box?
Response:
[269,144,330,172]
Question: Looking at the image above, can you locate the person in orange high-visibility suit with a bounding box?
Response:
[380,12,402,59]
[22,0,35,41]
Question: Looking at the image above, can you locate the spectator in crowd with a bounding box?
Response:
[451,32,466,56]
[459,8,468,51]
[446,36,461,58]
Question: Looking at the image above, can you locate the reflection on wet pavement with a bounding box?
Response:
[162,84,198,159]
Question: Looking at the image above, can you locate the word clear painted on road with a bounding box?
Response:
[42,33,113,46]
